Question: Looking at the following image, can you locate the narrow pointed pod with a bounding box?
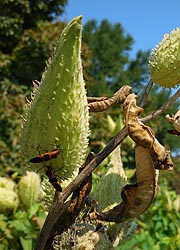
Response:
[21,16,89,180]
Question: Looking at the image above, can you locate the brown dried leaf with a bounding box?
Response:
[98,92,174,223]
[88,85,132,112]
[100,145,158,223]
[166,109,180,136]
[123,93,174,170]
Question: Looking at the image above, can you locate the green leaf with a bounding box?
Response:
[28,203,40,219]
[20,237,32,250]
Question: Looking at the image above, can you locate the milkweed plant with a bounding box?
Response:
[0,16,178,249]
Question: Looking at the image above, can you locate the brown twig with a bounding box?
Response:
[141,87,180,123]
[139,78,153,107]
[35,192,66,250]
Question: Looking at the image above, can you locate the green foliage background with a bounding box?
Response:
[0,1,179,249]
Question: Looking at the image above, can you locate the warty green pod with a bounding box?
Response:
[21,16,89,180]
[149,27,180,87]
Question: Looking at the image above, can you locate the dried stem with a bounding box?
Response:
[35,192,66,250]
[139,78,153,107]
[141,87,180,123]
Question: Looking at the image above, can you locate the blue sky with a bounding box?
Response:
[62,0,180,58]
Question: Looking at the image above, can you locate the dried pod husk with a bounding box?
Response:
[18,171,41,208]
[149,27,180,87]
[21,16,89,180]
[0,187,19,214]
[123,93,174,170]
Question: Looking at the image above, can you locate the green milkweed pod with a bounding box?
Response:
[0,188,19,214]
[41,178,55,211]
[149,27,180,88]
[18,171,41,208]
[0,176,16,190]
[21,16,89,180]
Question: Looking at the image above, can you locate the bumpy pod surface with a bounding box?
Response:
[18,171,41,208]
[92,147,127,212]
[21,16,89,179]
[149,27,180,87]
[0,188,19,214]
[0,177,16,190]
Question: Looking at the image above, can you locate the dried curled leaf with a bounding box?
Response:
[100,145,158,223]
[97,92,174,223]
[166,109,180,135]
[88,85,132,112]
[123,93,174,170]
[121,146,159,220]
